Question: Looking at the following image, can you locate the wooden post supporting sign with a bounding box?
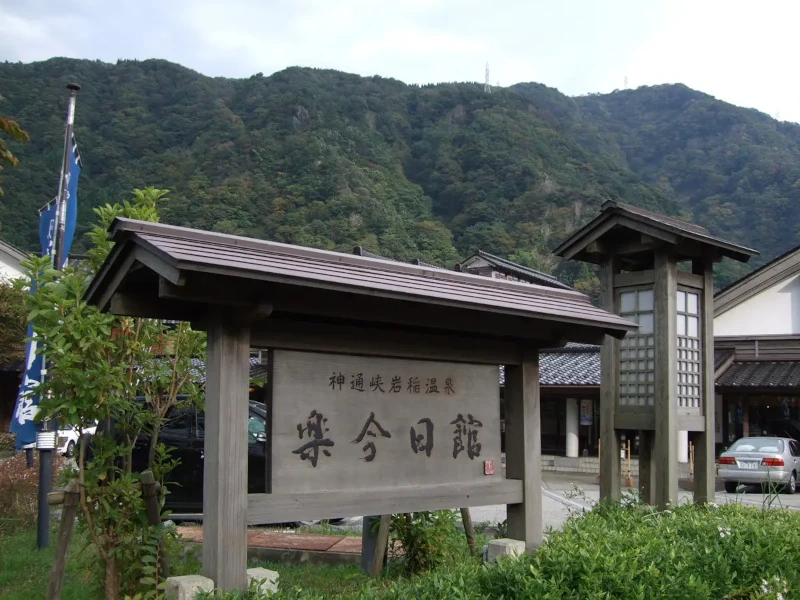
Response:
[504,351,543,551]
[202,313,251,591]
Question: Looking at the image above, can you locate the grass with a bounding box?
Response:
[0,528,97,599]
[0,524,372,599]
[251,561,373,597]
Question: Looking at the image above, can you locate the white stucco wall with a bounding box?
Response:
[714,272,800,336]
[0,255,22,281]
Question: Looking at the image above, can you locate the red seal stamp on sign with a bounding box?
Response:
[484,460,495,475]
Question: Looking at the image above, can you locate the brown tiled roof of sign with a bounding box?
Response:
[88,219,636,337]
[716,360,800,389]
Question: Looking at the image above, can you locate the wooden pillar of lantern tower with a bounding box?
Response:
[554,201,757,507]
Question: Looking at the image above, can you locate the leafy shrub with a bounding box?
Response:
[388,511,472,576]
[266,503,798,600]
[376,502,800,600]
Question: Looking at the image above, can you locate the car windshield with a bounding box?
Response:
[728,438,784,453]
[248,413,266,443]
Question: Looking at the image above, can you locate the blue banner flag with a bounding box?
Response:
[9,137,81,447]
[61,136,81,267]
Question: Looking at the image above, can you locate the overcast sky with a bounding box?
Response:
[3,0,799,122]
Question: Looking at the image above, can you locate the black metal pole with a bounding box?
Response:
[36,82,80,550]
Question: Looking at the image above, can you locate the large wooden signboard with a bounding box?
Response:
[248,350,513,523]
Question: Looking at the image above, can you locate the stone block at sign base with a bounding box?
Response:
[164,575,214,600]
[247,567,280,595]
[486,538,526,563]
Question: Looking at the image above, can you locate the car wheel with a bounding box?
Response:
[65,440,76,458]
[784,472,797,495]
[724,481,738,494]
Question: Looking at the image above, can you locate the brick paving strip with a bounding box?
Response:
[177,526,362,554]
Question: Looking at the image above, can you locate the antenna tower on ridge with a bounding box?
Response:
[624,75,628,89]
[485,62,492,94]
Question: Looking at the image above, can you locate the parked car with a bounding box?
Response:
[717,436,800,494]
[57,423,97,457]
[130,400,269,515]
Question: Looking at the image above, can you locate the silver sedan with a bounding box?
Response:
[717,437,800,494]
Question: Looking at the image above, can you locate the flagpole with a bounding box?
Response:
[53,83,80,270]
[36,82,80,550]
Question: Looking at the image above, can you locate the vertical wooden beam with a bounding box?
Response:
[203,313,251,591]
[599,258,621,501]
[460,507,477,554]
[654,251,678,508]
[370,515,392,576]
[505,350,542,551]
[638,430,654,504]
[46,480,79,600]
[693,255,716,503]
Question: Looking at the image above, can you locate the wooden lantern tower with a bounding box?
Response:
[554,201,757,507]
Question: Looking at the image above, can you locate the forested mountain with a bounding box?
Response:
[1,58,797,290]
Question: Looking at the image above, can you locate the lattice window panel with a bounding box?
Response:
[677,290,701,409]
[619,289,655,407]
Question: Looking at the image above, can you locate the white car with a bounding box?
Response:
[56,424,97,457]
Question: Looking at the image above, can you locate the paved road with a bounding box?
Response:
[466,473,800,532]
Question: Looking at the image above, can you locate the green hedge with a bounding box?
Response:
[275,502,800,599]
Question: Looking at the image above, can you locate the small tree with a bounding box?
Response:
[0,277,27,366]
[0,91,29,197]
[27,187,205,599]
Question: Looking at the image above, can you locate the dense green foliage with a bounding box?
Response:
[0,90,30,197]
[264,502,799,599]
[2,59,799,288]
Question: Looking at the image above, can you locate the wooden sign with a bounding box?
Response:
[268,350,502,495]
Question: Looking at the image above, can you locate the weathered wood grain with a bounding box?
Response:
[247,480,523,524]
[654,251,678,508]
[694,255,716,503]
[202,314,251,591]
[600,258,621,501]
[46,480,79,600]
[269,351,502,495]
[504,352,543,551]
[252,320,523,365]
[370,515,391,577]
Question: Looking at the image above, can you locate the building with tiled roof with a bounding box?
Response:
[456,250,572,290]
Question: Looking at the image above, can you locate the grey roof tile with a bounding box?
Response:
[499,343,601,387]
[716,360,800,389]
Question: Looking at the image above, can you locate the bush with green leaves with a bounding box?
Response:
[266,502,800,600]
[26,187,205,600]
[388,510,472,576]
[379,503,800,600]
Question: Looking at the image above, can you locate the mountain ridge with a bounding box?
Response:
[0,58,795,289]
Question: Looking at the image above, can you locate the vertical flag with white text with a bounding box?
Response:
[9,136,81,448]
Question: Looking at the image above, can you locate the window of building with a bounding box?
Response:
[677,290,701,409]
[619,289,655,407]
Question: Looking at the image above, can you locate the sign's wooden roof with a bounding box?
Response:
[85,219,636,347]
[554,200,758,266]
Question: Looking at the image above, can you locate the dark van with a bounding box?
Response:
[130,400,268,516]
